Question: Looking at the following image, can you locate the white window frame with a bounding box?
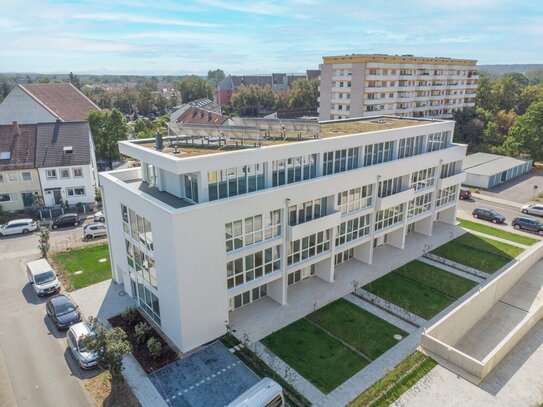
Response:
[72,167,83,178]
[7,173,18,182]
[60,168,71,179]
[66,187,86,197]
[46,169,57,180]
[21,171,32,182]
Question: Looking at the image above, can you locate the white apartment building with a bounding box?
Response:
[319,54,478,121]
[100,116,467,353]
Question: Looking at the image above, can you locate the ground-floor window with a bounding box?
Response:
[288,269,302,286]
[407,222,415,234]
[230,284,267,310]
[130,273,160,325]
[335,248,354,265]
[0,193,16,202]
[66,186,86,196]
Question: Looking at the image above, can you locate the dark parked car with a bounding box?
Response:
[46,295,81,330]
[472,208,505,224]
[512,216,543,235]
[52,214,80,229]
[459,188,472,200]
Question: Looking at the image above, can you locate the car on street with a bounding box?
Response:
[67,322,98,369]
[521,204,543,217]
[512,216,543,235]
[472,207,506,224]
[52,213,81,229]
[0,219,38,236]
[459,188,472,200]
[83,223,107,240]
[93,211,105,223]
[26,259,61,296]
[46,295,81,330]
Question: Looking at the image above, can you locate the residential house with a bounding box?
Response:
[174,107,233,126]
[35,121,97,207]
[0,83,100,125]
[170,98,222,123]
[0,122,42,211]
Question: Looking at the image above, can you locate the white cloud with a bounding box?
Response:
[73,12,221,27]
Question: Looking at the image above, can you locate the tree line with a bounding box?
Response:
[454,71,543,160]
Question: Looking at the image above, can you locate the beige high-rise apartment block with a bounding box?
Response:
[318,54,478,120]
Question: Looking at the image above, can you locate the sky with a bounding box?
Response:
[0,0,541,75]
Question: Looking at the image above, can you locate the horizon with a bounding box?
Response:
[0,0,541,75]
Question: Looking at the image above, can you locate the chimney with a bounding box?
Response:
[155,132,163,151]
[12,121,20,136]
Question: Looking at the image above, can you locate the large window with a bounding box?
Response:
[208,163,265,201]
[21,171,32,181]
[122,204,154,251]
[225,210,281,252]
[427,131,449,152]
[145,163,157,187]
[364,141,394,166]
[323,148,359,175]
[230,284,267,310]
[288,231,330,265]
[184,174,198,203]
[336,214,371,246]
[440,161,459,178]
[272,155,317,186]
[131,276,160,325]
[436,185,457,207]
[407,192,432,218]
[66,187,85,196]
[289,197,328,226]
[337,185,373,214]
[335,248,354,265]
[410,167,436,190]
[0,193,16,202]
[375,204,404,231]
[226,245,281,289]
[378,176,402,198]
[398,135,424,159]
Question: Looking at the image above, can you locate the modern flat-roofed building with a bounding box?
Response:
[463,152,533,189]
[319,54,478,121]
[100,115,467,353]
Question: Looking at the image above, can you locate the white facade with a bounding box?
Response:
[0,86,58,125]
[38,164,96,206]
[319,54,478,121]
[100,117,467,353]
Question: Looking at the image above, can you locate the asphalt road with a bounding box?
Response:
[0,224,97,407]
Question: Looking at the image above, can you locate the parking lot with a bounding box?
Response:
[481,169,543,204]
[149,342,259,407]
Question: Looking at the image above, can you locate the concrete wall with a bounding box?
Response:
[464,172,490,189]
[421,242,543,381]
[0,86,57,125]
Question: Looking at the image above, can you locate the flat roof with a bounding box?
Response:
[125,179,193,208]
[130,116,441,159]
[322,54,477,66]
[463,153,531,176]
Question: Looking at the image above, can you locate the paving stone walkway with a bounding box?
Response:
[463,229,530,249]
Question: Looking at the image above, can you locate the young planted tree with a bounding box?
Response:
[82,317,132,379]
[37,227,50,259]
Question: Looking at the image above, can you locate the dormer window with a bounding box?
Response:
[63,146,73,154]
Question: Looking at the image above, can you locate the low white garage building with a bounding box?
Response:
[463,153,532,189]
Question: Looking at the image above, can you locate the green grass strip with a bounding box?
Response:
[457,218,538,246]
[349,352,436,407]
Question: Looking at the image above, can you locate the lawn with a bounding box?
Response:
[431,233,524,273]
[52,243,111,290]
[363,273,454,319]
[457,218,538,246]
[262,318,368,394]
[306,299,407,360]
[394,260,477,299]
[349,352,436,407]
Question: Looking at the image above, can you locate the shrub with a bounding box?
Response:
[147,337,162,359]
[134,322,151,344]
[121,307,138,325]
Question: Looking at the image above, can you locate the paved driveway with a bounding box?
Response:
[482,169,543,204]
[149,342,259,407]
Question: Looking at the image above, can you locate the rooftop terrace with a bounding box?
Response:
[129,116,442,159]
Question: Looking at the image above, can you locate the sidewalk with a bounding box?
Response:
[471,192,523,209]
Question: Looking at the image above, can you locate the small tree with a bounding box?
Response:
[82,317,131,379]
[147,337,162,359]
[37,227,50,258]
[134,322,151,344]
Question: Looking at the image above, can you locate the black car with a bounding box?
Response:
[52,214,80,229]
[472,208,505,224]
[46,295,81,330]
[512,216,543,235]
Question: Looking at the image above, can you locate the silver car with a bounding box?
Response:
[83,223,107,240]
[521,204,543,217]
[67,322,98,369]
[0,219,38,236]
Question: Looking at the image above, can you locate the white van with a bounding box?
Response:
[26,259,61,296]
[227,378,284,407]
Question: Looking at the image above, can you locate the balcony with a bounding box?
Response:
[437,172,466,189]
[375,188,415,211]
[287,211,341,241]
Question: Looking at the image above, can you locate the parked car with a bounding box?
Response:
[83,223,107,240]
[521,204,543,217]
[472,208,505,224]
[26,259,61,296]
[94,211,105,223]
[459,188,472,200]
[67,322,98,369]
[512,216,543,235]
[0,219,38,236]
[46,295,81,330]
[52,213,80,229]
